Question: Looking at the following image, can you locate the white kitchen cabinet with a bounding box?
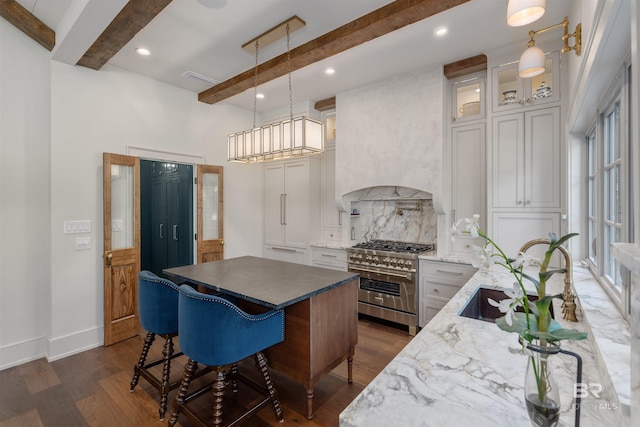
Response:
[491,106,561,209]
[491,51,560,113]
[419,259,477,327]
[450,122,486,255]
[263,158,321,264]
[311,246,347,271]
[320,141,342,243]
[491,212,562,264]
[451,71,485,124]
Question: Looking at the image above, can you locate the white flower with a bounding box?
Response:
[487,282,524,326]
[465,214,481,237]
[451,214,481,241]
[471,244,494,269]
[511,252,540,269]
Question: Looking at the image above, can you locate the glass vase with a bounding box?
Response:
[524,341,561,427]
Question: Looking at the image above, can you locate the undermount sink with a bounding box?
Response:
[458,285,554,323]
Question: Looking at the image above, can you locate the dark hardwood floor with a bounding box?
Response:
[0,316,413,427]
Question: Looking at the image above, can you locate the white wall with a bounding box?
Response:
[0,15,264,368]
[47,62,264,361]
[0,20,51,369]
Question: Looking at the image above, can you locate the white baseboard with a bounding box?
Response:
[0,336,47,371]
[46,326,103,362]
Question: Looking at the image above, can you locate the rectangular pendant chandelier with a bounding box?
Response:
[227,116,323,163]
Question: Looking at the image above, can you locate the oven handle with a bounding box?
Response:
[350,266,411,280]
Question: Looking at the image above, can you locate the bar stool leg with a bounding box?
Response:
[158,336,174,420]
[168,358,197,427]
[255,352,284,422]
[130,332,155,392]
[212,369,226,426]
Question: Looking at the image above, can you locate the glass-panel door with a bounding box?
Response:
[102,153,140,346]
[197,165,224,263]
[451,73,485,123]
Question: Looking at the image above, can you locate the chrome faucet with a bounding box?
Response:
[518,238,578,322]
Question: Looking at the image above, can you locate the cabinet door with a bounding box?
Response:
[264,164,285,246]
[492,62,525,113]
[451,123,486,254]
[492,114,525,208]
[283,161,308,248]
[452,123,485,221]
[452,73,485,123]
[492,51,559,113]
[491,212,561,263]
[322,146,341,230]
[525,107,560,208]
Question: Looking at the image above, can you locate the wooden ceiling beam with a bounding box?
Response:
[0,0,55,51]
[199,0,471,105]
[443,54,487,80]
[76,0,173,70]
[314,97,336,112]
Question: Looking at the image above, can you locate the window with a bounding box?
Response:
[584,62,631,318]
[586,130,596,263]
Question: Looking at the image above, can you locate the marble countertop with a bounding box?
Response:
[340,264,628,427]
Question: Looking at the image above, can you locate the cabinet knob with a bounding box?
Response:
[518,99,524,105]
[526,200,531,205]
[517,200,523,205]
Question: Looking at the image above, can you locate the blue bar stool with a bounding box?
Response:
[129,271,184,420]
[168,284,285,426]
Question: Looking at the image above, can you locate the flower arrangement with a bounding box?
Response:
[452,214,587,426]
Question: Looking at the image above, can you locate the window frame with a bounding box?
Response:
[583,60,631,319]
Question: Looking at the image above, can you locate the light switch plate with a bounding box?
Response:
[76,236,91,250]
[64,220,91,234]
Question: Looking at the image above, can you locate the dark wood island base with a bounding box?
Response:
[265,277,358,419]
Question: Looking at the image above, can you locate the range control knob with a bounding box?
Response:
[383,257,391,265]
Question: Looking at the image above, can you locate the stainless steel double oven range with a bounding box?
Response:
[346,240,435,335]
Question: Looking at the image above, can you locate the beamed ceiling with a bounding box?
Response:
[2,0,570,114]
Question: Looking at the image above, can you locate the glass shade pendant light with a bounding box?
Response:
[507,0,546,27]
[227,18,323,163]
[518,43,546,78]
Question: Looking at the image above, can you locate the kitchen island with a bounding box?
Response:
[340,261,628,427]
[165,256,359,419]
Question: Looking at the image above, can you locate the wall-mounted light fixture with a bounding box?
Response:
[517,16,581,78]
[507,0,546,27]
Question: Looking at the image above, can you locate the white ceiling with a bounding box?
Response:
[18,0,570,113]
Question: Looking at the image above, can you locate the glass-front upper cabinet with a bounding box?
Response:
[492,50,560,112]
[451,72,485,123]
[324,111,336,143]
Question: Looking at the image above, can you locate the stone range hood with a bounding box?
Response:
[333,66,447,249]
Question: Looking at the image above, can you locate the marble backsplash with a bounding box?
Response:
[357,200,438,243]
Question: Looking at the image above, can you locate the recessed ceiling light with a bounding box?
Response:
[434,27,448,37]
[256,93,265,99]
[325,68,335,75]
[135,47,151,56]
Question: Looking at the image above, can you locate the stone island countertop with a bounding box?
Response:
[340,263,629,427]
